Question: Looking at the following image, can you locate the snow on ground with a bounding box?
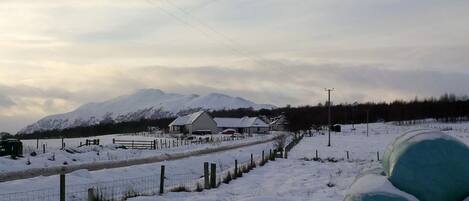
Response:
[20,133,161,154]
[0,134,271,174]
[129,121,469,201]
[0,139,274,201]
[130,137,381,201]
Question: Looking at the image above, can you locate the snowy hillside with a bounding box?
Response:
[19,89,275,134]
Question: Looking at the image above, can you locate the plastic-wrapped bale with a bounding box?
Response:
[383,129,469,201]
[344,174,419,201]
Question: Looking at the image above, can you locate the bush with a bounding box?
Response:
[223,171,232,184]
[195,182,204,192]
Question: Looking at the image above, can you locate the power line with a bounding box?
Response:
[145,0,285,70]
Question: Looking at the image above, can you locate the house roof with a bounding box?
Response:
[214,117,269,128]
[169,111,205,126]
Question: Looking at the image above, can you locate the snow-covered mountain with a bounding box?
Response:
[19,89,276,134]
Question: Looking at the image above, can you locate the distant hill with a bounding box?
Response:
[19,89,275,134]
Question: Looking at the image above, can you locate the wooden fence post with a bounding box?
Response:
[234,160,238,178]
[43,144,46,154]
[315,149,318,159]
[112,138,115,144]
[61,137,64,149]
[269,149,272,161]
[87,188,96,201]
[377,152,380,161]
[159,165,165,194]
[204,162,209,189]
[60,174,65,201]
[262,150,265,164]
[210,163,216,188]
[250,154,253,168]
[346,151,350,160]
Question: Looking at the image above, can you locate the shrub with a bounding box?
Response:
[223,171,232,184]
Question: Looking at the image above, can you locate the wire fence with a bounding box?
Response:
[0,147,279,201]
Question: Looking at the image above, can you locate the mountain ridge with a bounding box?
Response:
[19,89,276,134]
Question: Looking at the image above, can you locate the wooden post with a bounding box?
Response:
[60,174,65,201]
[153,140,156,150]
[234,160,238,178]
[346,151,350,160]
[43,144,46,154]
[87,188,96,201]
[112,138,115,144]
[377,152,380,161]
[315,149,318,159]
[269,149,272,161]
[61,137,64,149]
[210,163,216,188]
[250,154,254,167]
[36,136,39,150]
[204,162,210,189]
[285,149,288,159]
[262,150,265,163]
[159,165,165,194]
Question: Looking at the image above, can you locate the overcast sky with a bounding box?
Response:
[1,0,469,133]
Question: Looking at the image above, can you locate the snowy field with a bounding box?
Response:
[130,121,469,201]
[20,133,162,154]
[0,133,272,174]
[0,139,275,201]
[0,121,468,201]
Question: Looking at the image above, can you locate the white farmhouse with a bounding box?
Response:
[169,111,218,134]
[214,117,270,134]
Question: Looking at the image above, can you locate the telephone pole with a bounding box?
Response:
[325,88,334,147]
[366,110,370,137]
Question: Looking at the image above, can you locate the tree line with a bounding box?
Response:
[13,93,469,139]
[212,93,469,132]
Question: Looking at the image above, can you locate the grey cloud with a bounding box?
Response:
[130,63,469,105]
[0,84,72,100]
[0,94,15,108]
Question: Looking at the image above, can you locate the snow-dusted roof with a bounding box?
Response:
[214,117,269,128]
[169,111,205,126]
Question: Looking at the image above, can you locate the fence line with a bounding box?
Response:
[0,146,282,201]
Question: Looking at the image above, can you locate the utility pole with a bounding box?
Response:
[366,110,370,137]
[325,88,334,147]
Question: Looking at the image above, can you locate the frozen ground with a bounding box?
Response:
[0,134,271,174]
[0,138,275,201]
[20,133,161,154]
[130,121,469,201]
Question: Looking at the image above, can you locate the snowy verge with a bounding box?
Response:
[0,135,277,182]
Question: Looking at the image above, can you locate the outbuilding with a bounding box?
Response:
[214,117,270,134]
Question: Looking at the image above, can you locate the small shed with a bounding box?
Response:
[330,124,341,132]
